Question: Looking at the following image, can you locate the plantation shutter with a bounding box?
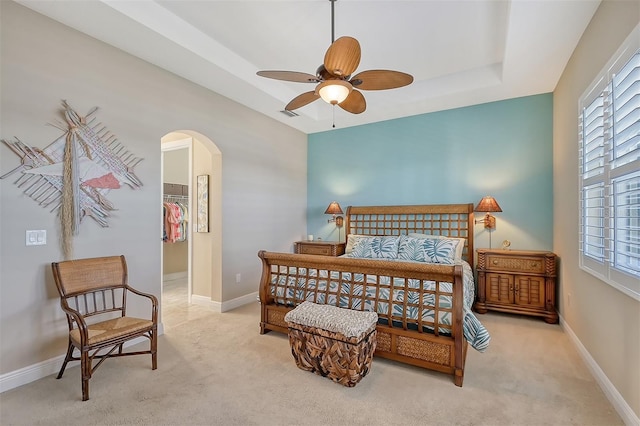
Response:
[579,44,640,300]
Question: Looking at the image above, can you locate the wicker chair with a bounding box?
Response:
[51,255,158,401]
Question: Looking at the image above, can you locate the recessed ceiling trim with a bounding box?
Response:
[15,0,602,134]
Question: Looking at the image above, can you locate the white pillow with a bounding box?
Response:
[408,233,465,261]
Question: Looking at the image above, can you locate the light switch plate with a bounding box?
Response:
[26,230,46,246]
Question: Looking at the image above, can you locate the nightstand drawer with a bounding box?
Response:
[294,241,345,257]
[299,245,333,256]
[486,254,546,274]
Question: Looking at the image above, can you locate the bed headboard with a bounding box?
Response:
[345,204,475,265]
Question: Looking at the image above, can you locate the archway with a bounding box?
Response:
[161,131,222,326]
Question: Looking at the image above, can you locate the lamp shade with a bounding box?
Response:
[474,196,502,213]
[316,80,352,105]
[324,201,344,215]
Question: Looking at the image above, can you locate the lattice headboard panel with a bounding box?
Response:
[345,204,475,265]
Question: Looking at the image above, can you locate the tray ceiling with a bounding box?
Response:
[16,0,601,134]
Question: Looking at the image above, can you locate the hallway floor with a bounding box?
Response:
[162,276,211,330]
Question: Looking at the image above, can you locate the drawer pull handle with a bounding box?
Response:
[492,260,498,265]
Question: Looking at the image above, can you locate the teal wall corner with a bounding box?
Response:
[307,93,554,252]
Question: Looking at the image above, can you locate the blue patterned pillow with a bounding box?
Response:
[397,236,458,264]
[347,236,399,259]
[345,234,374,254]
[408,233,465,261]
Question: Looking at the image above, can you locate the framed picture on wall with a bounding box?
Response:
[196,175,209,232]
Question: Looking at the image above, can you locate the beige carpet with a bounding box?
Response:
[0,278,622,425]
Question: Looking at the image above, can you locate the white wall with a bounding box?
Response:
[0,1,307,376]
[553,0,639,421]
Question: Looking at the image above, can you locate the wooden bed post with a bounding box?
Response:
[452,264,465,387]
[258,250,272,335]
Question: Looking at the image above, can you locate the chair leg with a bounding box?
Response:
[57,341,74,379]
[81,350,91,401]
[151,329,157,370]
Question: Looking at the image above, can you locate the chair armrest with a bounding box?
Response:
[124,285,159,324]
[58,302,91,344]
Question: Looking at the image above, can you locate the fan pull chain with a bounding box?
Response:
[332,105,336,128]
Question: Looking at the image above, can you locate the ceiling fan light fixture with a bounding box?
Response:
[316,80,352,105]
[256,0,411,116]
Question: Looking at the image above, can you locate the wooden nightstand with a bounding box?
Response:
[294,241,345,257]
[474,249,558,324]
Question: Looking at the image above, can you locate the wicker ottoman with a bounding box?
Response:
[284,301,378,387]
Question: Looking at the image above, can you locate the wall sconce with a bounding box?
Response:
[474,196,502,249]
[474,196,502,229]
[325,201,344,241]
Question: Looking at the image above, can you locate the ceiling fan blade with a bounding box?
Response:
[257,71,319,83]
[324,36,361,77]
[338,89,366,114]
[285,91,320,111]
[350,70,414,90]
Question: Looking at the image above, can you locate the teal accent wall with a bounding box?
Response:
[308,93,553,251]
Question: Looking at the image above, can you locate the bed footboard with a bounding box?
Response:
[258,250,468,386]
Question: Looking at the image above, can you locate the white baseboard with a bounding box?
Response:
[221,291,259,312]
[163,271,187,281]
[560,315,639,426]
[191,294,221,312]
[190,291,258,313]
[0,355,64,394]
[0,290,261,395]
[0,335,155,394]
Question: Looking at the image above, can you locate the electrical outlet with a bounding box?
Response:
[235,273,241,284]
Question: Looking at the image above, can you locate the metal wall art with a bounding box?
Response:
[1,101,144,259]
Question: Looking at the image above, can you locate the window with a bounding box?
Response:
[578,25,640,301]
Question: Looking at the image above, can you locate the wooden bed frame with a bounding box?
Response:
[258,203,474,386]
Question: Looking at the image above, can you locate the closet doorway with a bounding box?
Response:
[161,138,193,329]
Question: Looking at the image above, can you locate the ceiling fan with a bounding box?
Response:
[256,0,413,115]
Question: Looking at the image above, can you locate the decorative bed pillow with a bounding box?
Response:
[398,236,458,264]
[345,234,374,254]
[408,233,465,261]
[346,236,399,259]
